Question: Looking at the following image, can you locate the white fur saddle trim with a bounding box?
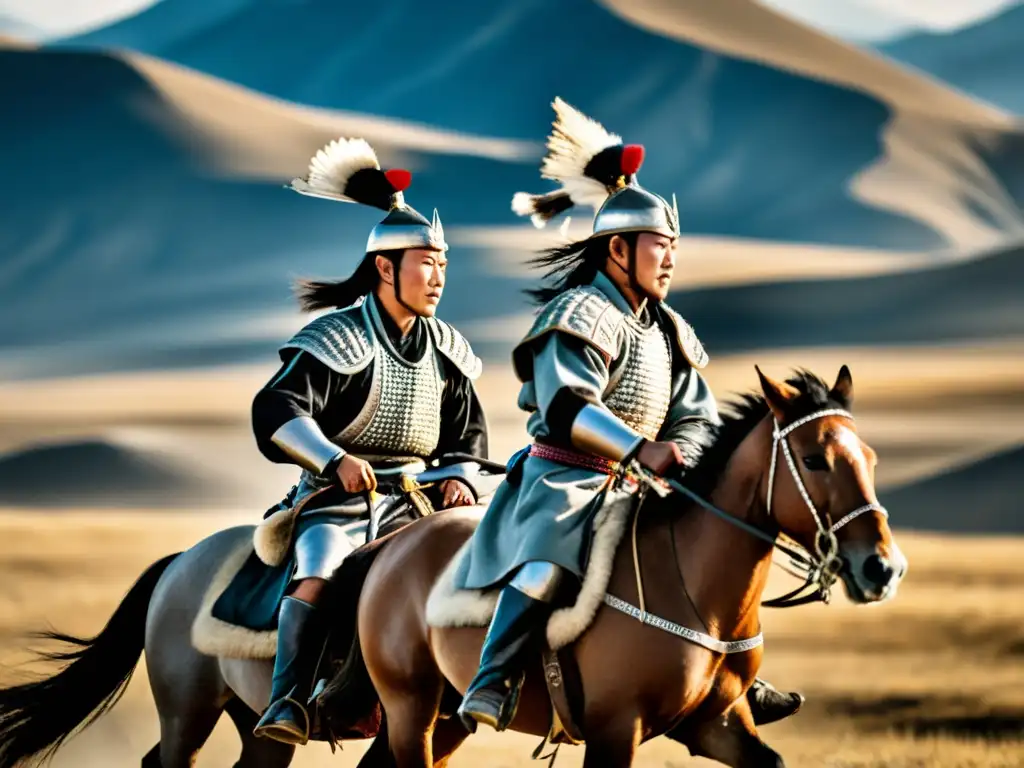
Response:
[425,494,634,650]
[191,533,278,659]
[254,505,298,566]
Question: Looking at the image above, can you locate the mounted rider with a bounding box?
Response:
[453,98,804,732]
[250,136,488,745]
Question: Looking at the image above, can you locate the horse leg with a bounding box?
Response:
[430,717,470,767]
[145,530,249,767]
[141,743,161,767]
[381,688,440,768]
[371,651,445,767]
[152,703,224,768]
[681,701,784,768]
[355,715,467,768]
[581,718,639,768]
[363,601,445,766]
[355,716,394,768]
[225,697,295,768]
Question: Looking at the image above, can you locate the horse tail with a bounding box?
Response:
[0,552,180,768]
[320,536,392,735]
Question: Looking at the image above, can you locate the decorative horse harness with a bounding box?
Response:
[603,407,889,654]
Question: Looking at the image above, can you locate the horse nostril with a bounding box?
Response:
[862,553,894,585]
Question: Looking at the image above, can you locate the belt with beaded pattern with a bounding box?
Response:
[529,442,620,475]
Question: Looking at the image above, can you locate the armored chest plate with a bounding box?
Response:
[336,339,443,459]
[604,315,673,441]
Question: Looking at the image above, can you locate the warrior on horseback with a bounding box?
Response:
[251,137,488,745]
[454,98,802,733]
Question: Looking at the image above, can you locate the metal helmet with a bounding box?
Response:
[287,137,447,253]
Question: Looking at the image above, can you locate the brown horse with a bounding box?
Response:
[332,365,907,767]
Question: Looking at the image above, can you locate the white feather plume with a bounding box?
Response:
[540,96,622,210]
[288,137,380,202]
[511,191,536,217]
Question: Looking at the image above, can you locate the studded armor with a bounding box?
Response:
[604,313,673,440]
[280,303,374,376]
[513,284,703,444]
[278,297,488,466]
[336,336,443,458]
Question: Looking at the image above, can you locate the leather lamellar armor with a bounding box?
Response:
[281,299,481,460]
[512,285,707,441]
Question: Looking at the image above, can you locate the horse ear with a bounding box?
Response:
[831,364,854,407]
[755,365,798,422]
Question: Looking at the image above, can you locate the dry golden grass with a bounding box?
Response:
[0,512,1020,766]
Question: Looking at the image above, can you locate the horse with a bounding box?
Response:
[0,459,502,768]
[324,364,908,767]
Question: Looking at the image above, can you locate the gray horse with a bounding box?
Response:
[0,527,328,768]
[0,461,502,768]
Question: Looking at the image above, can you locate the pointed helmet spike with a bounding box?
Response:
[432,208,444,244]
[672,193,680,235]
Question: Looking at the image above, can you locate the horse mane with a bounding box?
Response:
[681,369,851,498]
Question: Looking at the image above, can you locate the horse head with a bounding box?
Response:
[754,365,907,604]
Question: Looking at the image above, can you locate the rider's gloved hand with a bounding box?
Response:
[337,454,377,493]
[441,479,476,508]
[636,440,685,475]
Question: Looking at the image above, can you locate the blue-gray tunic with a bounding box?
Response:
[453,272,720,591]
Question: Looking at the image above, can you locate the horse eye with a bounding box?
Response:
[802,454,829,472]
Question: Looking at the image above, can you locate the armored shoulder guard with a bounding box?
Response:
[425,317,482,381]
[279,303,375,375]
[512,286,625,381]
[660,304,708,369]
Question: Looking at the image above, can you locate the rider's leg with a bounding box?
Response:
[746,677,804,725]
[253,523,353,745]
[457,560,564,733]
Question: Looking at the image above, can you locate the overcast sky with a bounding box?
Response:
[0,0,1020,42]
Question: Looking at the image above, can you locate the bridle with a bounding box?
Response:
[761,407,888,604]
[635,406,888,608]
[603,406,891,651]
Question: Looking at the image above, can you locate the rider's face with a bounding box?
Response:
[631,232,677,302]
[396,247,447,317]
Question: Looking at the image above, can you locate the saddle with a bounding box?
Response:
[205,457,507,635]
[194,457,506,744]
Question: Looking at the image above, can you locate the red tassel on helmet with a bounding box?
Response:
[620,144,645,176]
[384,169,412,193]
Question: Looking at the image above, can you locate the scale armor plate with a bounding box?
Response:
[425,317,482,380]
[662,305,708,369]
[336,329,444,459]
[604,314,674,440]
[279,304,374,375]
[514,284,677,440]
[512,285,621,381]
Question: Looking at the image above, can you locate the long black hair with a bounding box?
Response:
[524,232,638,306]
[293,249,405,312]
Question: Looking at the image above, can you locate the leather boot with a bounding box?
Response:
[457,586,551,733]
[253,596,323,745]
[747,677,804,725]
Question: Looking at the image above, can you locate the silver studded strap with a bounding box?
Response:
[602,594,764,654]
[766,408,888,535]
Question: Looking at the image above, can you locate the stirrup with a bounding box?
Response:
[253,696,311,745]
